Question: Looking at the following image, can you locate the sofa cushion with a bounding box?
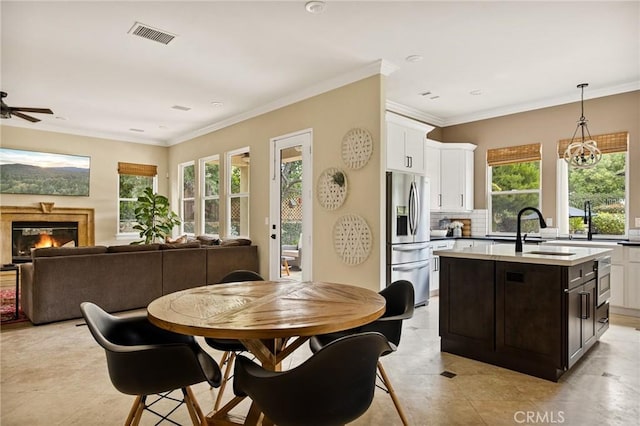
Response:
[107,244,161,253]
[160,241,202,250]
[220,238,252,246]
[32,246,108,258]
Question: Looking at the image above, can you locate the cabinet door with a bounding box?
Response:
[439,258,494,350]
[424,144,441,210]
[495,262,563,367]
[440,149,464,210]
[404,127,425,174]
[567,279,597,368]
[386,121,408,171]
[610,264,625,307]
[626,261,640,309]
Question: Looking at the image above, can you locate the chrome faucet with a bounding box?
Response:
[584,200,593,240]
[515,207,547,252]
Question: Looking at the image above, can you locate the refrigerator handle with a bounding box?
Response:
[408,182,416,235]
[413,180,420,233]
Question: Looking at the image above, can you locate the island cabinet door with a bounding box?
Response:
[439,258,495,351]
[495,262,564,368]
[567,279,597,369]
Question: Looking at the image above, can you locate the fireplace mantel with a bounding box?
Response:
[1,205,95,265]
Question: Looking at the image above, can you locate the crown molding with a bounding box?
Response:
[442,81,640,126]
[385,100,445,127]
[169,59,397,145]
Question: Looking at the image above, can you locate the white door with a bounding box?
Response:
[269,130,312,281]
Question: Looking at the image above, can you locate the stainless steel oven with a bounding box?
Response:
[596,256,611,307]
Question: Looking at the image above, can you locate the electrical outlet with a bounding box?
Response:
[635,217,640,228]
[546,218,553,227]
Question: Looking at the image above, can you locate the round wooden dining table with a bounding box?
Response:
[147,280,386,426]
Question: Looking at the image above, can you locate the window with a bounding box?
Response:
[200,155,220,235]
[117,162,157,235]
[179,161,196,235]
[558,132,628,237]
[226,148,250,237]
[487,143,542,234]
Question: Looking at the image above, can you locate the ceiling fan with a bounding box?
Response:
[1,91,53,123]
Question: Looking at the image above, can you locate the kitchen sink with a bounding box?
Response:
[527,250,576,256]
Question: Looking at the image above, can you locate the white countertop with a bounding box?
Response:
[434,244,612,266]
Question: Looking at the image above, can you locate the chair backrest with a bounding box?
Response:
[218,270,264,284]
[80,302,219,395]
[233,332,392,426]
[361,279,414,347]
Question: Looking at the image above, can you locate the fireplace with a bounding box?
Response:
[12,221,79,263]
[0,205,95,265]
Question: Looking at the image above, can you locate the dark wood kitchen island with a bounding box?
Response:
[435,244,612,381]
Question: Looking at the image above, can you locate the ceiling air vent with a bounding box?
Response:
[128,22,176,45]
[171,105,191,111]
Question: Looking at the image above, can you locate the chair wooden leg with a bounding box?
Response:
[124,396,143,426]
[130,395,146,426]
[183,387,206,426]
[281,258,290,276]
[214,351,236,412]
[377,361,409,426]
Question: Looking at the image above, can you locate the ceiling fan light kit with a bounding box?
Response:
[563,83,602,169]
[0,91,54,123]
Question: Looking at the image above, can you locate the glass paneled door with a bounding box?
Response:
[269,130,312,281]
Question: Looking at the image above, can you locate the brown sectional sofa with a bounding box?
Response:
[20,243,259,324]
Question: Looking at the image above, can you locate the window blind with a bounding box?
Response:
[557,131,628,157]
[487,143,541,166]
[117,162,157,177]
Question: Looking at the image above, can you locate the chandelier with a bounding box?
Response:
[563,83,602,169]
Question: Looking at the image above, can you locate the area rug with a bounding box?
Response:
[1,288,29,324]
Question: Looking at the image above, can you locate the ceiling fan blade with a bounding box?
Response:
[12,111,41,123]
[11,107,53,114]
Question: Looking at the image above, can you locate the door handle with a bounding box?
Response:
[393,263,428,272]
[579,291,591,319]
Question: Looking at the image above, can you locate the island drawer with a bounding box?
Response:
[568,260,596,289]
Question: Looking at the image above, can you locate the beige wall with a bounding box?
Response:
[168,76,384,291]
[441,91,640,227]
[0,126,168,246]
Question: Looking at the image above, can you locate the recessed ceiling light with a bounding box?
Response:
[430,95,440,100]
[305,1,325,14]
[405,55,423,63]
[129,128,144,132]
[470,89,483,96]
[210,101,224,107]
[55,116,67,121]
[420,91,432,96]
[171,105,191,111]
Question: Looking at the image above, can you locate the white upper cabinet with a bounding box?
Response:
[385,112,433,174]
[424,141,476,212]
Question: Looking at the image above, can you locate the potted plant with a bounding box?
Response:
[132,187,181,244]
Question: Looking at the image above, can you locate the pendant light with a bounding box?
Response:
[563,83,602,169]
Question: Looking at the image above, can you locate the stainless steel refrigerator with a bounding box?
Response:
[386,171,431,306]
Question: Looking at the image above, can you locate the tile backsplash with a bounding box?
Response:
[430,210,488,237]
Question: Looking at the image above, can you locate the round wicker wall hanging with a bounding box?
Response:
[341,128,373,170]
[333,214,372,265]
[317,167,348,210]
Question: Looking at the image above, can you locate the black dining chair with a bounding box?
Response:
[234,332,394,426]
[80,302,222,426]
[309,279,415,425]
[205,269,264,410]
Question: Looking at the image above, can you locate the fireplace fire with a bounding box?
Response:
[12,221,79,263]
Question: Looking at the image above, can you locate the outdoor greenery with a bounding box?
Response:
[281,160,302,245]
[181,164,196,234]
[132,187,181,244]
[490,161,540,233]
[203,160,220,234]
[568,153,626,235]
[119,174,154,233]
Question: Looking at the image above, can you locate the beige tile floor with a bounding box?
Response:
[1,298,639,425]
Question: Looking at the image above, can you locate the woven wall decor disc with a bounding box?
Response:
[333,214,372,265]
[341,128,373,169]
[317,167,348,210]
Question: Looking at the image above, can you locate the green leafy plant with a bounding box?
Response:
[132,187,181,244]
[569,217,585,234]
[592,212,625,235]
